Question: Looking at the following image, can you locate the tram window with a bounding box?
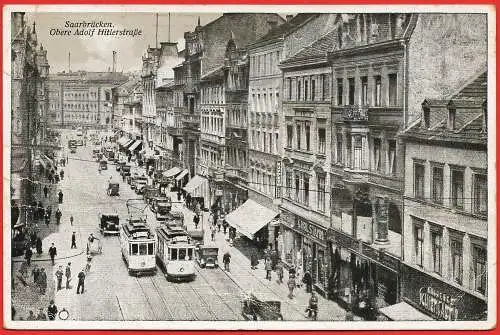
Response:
[179,248,187,260]
[148,243,154,255]
[171,248,178,260]
[188,248,193,260]
[131,244,138,255]
[139,243,147,255]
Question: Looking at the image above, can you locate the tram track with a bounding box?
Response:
[169,276,219,321]
[135,275,178,320]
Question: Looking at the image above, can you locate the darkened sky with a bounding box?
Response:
[25,12,222,73]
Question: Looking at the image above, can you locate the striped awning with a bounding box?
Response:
[175,169,189,181]
[129,140,143,152]
[163,167,181,178]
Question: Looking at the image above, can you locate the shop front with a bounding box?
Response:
[280,210,328,295]
[399,263,487,321]
[326,228,400,316]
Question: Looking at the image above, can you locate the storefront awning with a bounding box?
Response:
[163,166,182,178]
[129,140,143,152]
[117,136,129,146]
[225,199,279,240]
[378,302,434,321]
[183,175,207,196]
[123,139,135,148]
[41,154,55,170]
[175,169,189,181]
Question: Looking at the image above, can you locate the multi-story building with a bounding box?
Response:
[112,76,140,132]
[398,71,488,321]
[278,14,338,295]
[246,14,318,252]
[48,71,128,128]
[180,13,285,208]
[11,12,50,223]
[324,13,487,314]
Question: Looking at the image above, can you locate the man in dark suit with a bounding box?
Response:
[48,243,57,265]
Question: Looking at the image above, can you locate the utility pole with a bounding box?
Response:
[155,13,159,49]
[68,52,71,73]
[168,13,171,42]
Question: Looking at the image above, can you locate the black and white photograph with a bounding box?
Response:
[4,5,496,329]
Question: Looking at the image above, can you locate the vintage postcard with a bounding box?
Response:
[3,4,496,330]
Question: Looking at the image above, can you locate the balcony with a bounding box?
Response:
[225,166,249,183]
[182,113,200,127]
[341,105,369,122]
[200,132,225,146]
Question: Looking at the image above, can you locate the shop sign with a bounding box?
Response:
[215,172,224,182]
[275,161,282,198]
[332,230,359,251]
[419,287,459,321]
[215,189,223,196]
[295,219,326,243]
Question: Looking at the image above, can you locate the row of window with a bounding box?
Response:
[250,129,279,155]
[63,103,99,110]
[413,219,487,295]
[226,147,247,169]
[335,73,398,107]
[250,51,281,77]
[250,90,280,114]
[283,170,327,212]
[250,167,276,197]
[413,161,487,216]
[227,105,248,128]
[285,74,330,102]
[286,123,327,155]
[200,146,222,168]
[201,85,225,105]
[201,114,224,136]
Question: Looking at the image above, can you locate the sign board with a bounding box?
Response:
[419,287,459,321]
[294,218,326,244]
[275,161,282,199]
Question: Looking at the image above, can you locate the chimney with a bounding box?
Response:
[112,51,117,73]
[286,15,294,22]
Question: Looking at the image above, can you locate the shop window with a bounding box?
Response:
[374,75,382,106]
[431,228,442,275]
[432,165,444,204]
[451,168,464,210]
[472,244,487,295]
[317,175,325,212]
[318,128,326,154]
[473,173,488,216]
[337,78,343,106]
[388,73,398,106]
[373,138,381,172]
[450,238,463,285]
[361,76,368,105]
[388,140,397,175]
[348,78,355,105]
[414,162,425,199]
[414,221,424,267]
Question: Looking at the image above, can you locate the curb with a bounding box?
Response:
[12,248,86,263]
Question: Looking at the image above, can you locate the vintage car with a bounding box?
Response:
[196,245,218,269]
[151,196,172,220]
[107,182,120,196]
[116,161,124,172]
[134,177,148,194]
[92,147,101,158]
[143,185,160,204]
[99,160,108,170]
[164,211,185,229]
[241,293,283,321]
[121,165,131,178]
[99,213,120,235]
[70,147,77,154]
[188,230,204,248]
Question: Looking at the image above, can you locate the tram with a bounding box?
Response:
[156,225,196,282]
[120,218,157,276]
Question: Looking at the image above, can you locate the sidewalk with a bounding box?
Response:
[169,193,358,321]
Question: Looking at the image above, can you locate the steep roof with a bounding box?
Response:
[249,13,320,48]
[280,30,337,67]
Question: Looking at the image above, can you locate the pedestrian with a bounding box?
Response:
[55,266,64,291]
[39,268,47,294]
[71,232,77,249]
[186,193,192,208]
[38,201,44,221]
[276,261,284,284]
[47,300,58,320]
[177,190,181,201]
[59,170,64,180]
[287,276,296,299]
[25,247,33,266]
[307,292,319,320]
[44,212,50,226]
[43,185,48,198]
[208,212,214,226]
[193,214,200,230]
[65,262,72,289]
[303,270,313,293]
[217,217,221,233]
[32,265,40,284]
[48,243,57,265]
[26,310,36,320]
[265,257,272,281]
[210,225,216,241]
[70,215,74,226]
[46,205,52,219]
[36,236,42,254]
[222,220,228,235]
[58,190,63,204]
[250,251,259,270]
[76,268,85,294]
[55,209,62,225]
[36,308,47,320]
[223,251,231,272]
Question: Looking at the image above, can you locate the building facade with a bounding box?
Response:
[399,71,488,321]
